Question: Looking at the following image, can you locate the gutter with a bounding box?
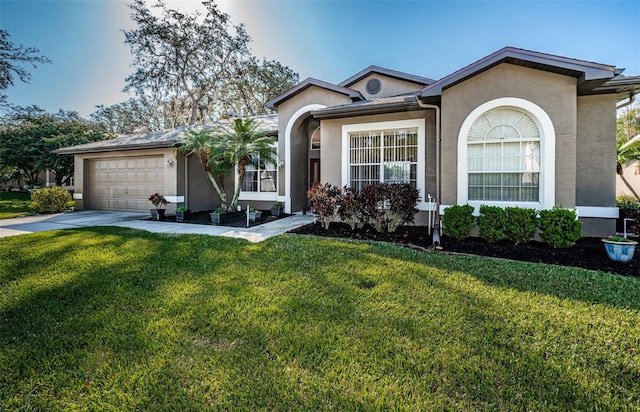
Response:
[617,93,636,110]
[55,141,178,155]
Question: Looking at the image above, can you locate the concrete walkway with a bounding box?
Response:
[0,210,315,242]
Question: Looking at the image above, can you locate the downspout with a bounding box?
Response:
[415,95,441,227]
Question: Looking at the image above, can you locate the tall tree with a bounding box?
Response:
[0,29,50,107]
[220,57,299,117]
[0,111,113,186]
[123,0,250,126]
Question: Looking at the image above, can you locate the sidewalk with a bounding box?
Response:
[0,210,314,242]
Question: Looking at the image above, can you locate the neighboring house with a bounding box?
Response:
[58,47,640,236]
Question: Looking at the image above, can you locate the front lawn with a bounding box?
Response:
[1,228,639,410]
[0,191,33,219]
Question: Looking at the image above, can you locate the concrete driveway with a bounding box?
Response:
[0,210,314,242]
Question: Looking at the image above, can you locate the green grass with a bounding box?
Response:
[1,228,640,410]
[0,191,33,219]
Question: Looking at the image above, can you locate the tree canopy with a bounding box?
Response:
[0,111,113,186]
[109,0,298,132]
[0,29,50,107]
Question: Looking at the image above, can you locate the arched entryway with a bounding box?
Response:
[284,104,326,213]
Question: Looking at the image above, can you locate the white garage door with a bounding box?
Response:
[87,156,165,212]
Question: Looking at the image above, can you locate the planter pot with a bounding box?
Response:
[270,208,282,217]
[602,239,638,262]
[249,211,262,223]
[151,209,166,220]
[176,211,186,222]
[210,212,227,225]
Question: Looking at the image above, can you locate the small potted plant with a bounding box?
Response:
[248,207,262,223]
[210,206,228,225]
[271,202,284,217]
[175,206,188,222]
[148,193,169,220]
[602,235,638,262]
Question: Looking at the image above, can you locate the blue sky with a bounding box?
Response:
[1,0,639,117]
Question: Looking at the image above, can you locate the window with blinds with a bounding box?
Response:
[467,108,540,202]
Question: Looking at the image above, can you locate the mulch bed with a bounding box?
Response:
[288,222,640,278]
[147,210,289,227]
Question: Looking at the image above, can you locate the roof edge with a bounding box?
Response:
[420,46,618,98]
[265,78,364,110]
[338,65,436,88]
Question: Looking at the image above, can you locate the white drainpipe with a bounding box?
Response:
[415,95,441,226]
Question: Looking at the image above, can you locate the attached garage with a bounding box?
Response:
[87,155,165,212]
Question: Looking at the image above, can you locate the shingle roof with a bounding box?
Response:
[338,65,435,88]
[264,78,365,110]
[420,46,619,98]
[56,114,278,155]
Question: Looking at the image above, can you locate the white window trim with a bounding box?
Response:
[457,97,555,210]
[235,145,279,202]
[342,118,427,210]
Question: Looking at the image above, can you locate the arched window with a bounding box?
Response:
[457,97,555,209]
[310,127,321,150]
[467,108,540,202]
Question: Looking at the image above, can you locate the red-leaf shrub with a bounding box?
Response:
[360,183,420,233]
[337,186,366,230]
[307,182,341,229]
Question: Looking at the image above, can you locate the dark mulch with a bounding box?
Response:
[147,210,290,227]
[288,222,640,278]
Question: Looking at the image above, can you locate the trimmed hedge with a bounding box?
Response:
[539,207,582,248]
[477,205,506,243]
[504,207,538,245]
[442,205,475,240]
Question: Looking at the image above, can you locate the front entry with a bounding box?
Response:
[309,158,321,188]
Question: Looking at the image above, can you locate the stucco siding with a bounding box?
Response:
[349,74,425,100]
[440,63,577,207]
[320,110,437,199]
[576,94,617,206]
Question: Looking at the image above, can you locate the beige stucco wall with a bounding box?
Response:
[576,94,617,207]
[348,74,425,100]
[440,63,577,207]
[73,147,178,211]
[320,110,437,198]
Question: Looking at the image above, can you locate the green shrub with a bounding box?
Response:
[442,205,475,240]
[30,186,73,214]
[477,205,506,243]
[538,208,582,248]
[307,182,342,230]
[359,183,420,233]
[504,207,538,245]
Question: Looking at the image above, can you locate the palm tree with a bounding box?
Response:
[617,133,640,201]
[209,117,277,209]
[178,127,231,208]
